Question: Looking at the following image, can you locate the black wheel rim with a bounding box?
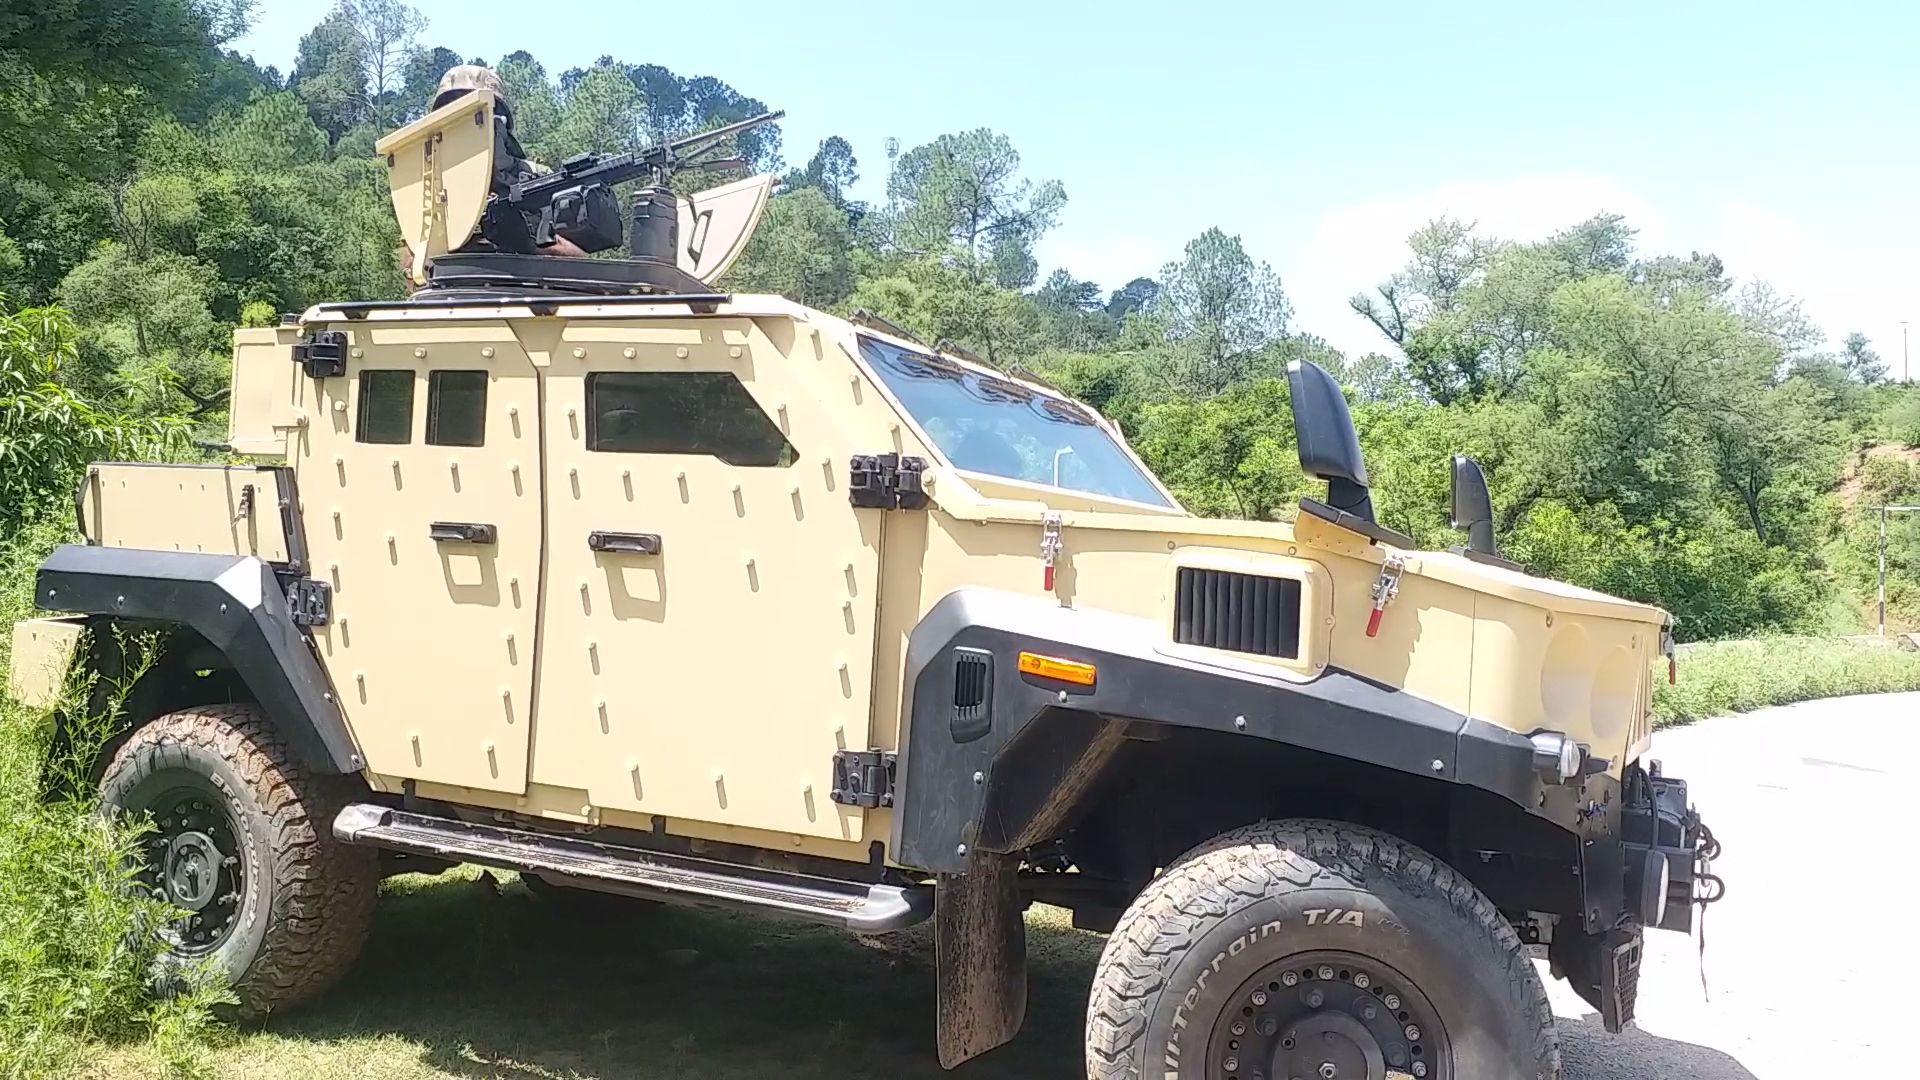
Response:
[1206,950,1450,1080]
[132,784,245,955]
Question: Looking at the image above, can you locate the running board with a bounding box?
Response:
[333,803,930,934]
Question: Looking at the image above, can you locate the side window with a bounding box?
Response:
[587,372,795,467]
[355,370,414,444]
[426,370,488,447]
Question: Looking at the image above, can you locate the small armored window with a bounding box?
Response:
[587,372,795,467]
[355,370,414,444]
[426,370,488,447]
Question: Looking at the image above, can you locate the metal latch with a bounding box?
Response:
[286,578,332,627]
[848,454,929,510]
[1365,554,1406,638]
[829,749,897,809]
[291,330,348,379]
[1040,512,1063,591]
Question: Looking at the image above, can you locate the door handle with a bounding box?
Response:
[588,530,662,555]
[429,521,497,544]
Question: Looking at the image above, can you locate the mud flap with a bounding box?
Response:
[1554,926,1641,1033]
[935,852,1027,1069]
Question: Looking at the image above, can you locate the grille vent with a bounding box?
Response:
[1174,567,1302,659]
[951,648,993,743]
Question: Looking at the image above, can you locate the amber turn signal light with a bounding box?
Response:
[1017,651,1096,686]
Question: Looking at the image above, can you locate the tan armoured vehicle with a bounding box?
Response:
[8,93,1720,1079]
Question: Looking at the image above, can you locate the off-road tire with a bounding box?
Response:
[1085,819,1559,1079]
[98,704,378,1017]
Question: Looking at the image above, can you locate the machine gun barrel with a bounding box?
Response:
[506,110,785,211]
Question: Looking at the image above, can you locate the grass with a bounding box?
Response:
[1653,635,1920,727]
[80,870,1101,1080]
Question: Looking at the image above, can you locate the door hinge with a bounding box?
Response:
[286,578,332,627]
[848,454,929,510]
[291,330,348,379]
[830,749,897,809]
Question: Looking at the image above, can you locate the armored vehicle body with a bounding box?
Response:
[8,93,1719,1079]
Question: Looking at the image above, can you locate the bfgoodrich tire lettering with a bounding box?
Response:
[1085,819,1559,1079]
[98,705,377,1016]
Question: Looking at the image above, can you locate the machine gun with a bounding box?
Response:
[488,110,785,259]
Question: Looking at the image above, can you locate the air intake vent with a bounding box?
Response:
[1175,568,1302,659]
[951,648,993,743]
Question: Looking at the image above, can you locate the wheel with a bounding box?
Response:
[98,704,378,1016]
[1085,819,1559,1080]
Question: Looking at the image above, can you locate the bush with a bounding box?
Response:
[1653,637,1920,726]
[0,523,229,1079]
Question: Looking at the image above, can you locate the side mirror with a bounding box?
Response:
[1448,454,1521,569]
[1449,455,1497,555]
[1287,361,1411,547]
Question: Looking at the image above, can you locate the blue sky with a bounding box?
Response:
[235,1,1918,368]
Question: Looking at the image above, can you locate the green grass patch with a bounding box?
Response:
[1654,635,1920,727]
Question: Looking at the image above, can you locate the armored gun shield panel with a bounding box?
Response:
[376,91,498,284]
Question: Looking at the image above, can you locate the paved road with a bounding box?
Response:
[1548,692,1920,1079]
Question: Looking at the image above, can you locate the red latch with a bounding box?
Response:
[1366,555,1407,638]
[1040,512,1063,592]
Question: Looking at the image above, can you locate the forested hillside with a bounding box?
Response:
[5,0,1918,640]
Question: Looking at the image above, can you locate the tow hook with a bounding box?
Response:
[1365,555,1406,637]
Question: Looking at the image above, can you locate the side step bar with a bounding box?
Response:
[333,803,931,934]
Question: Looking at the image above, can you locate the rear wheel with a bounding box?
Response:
[1085,819,1559,1080]
[99,705,377,1016]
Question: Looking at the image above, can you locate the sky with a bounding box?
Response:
[235,1,1919,370]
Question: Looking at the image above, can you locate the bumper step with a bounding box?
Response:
[333,803,931,934]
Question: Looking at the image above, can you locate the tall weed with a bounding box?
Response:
[0,525,228,1079]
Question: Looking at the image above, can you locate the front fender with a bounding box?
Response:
[890,588,1554,875]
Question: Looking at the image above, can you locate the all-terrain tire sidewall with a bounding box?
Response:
[97,705,377,1015]
[1090,821,1557,1080]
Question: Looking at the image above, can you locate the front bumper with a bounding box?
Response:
[1621,759,1722,932]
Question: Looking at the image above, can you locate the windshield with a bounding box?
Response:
[858,337,1173,507]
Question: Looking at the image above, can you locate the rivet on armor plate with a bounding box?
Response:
[729,346,742,359]
[572,347,585,358]
[414,347,426,358]
[675,346,690,359]
[480,346,494,359]
[623,347,635,359]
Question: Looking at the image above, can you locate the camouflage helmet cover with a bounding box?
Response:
[433,65,510,115]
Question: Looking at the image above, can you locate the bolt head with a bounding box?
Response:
[1383,993,1401,1010]
[1404,1023,1421,1041]
[1412,1063,1428,1078]
[1256,1016,1277,1036]
[955,844,968,857]
[1234,715,1247,730]
[1223,1056,1239,1072]
[1230,1020,1246,1036]
[1321,1064,1338,1079]
[1281,970,1299,986]
[1361,1003,1379,1021]
[1430,758,1446,772]
[1250,989,1269,1006]
[1305,989,1324,1008]
[1352,972,1370,989]
[972,771,984,784]
[1317,964,1334,980]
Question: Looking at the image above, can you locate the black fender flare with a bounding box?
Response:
[891,588,1560,876]
[35,544,361,774]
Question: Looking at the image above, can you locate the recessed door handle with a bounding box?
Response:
[429,521,497,544]
[588,531,662,555]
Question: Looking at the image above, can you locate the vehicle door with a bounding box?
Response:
[300,320,542,794]
[532,316,881,843]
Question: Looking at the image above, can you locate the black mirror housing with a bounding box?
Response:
[1287,361,1414,547]
[1449,455,1497,555]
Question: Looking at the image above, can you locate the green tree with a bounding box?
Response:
[1840,332,1888,384]
[722,187,854,309]
[885,129,1065,282]
[1146,227,1290,395]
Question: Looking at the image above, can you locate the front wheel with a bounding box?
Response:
[98,705,378,1016]
[1085,820,1559,1080]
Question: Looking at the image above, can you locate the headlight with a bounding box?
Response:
[1530,731,1584,782]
